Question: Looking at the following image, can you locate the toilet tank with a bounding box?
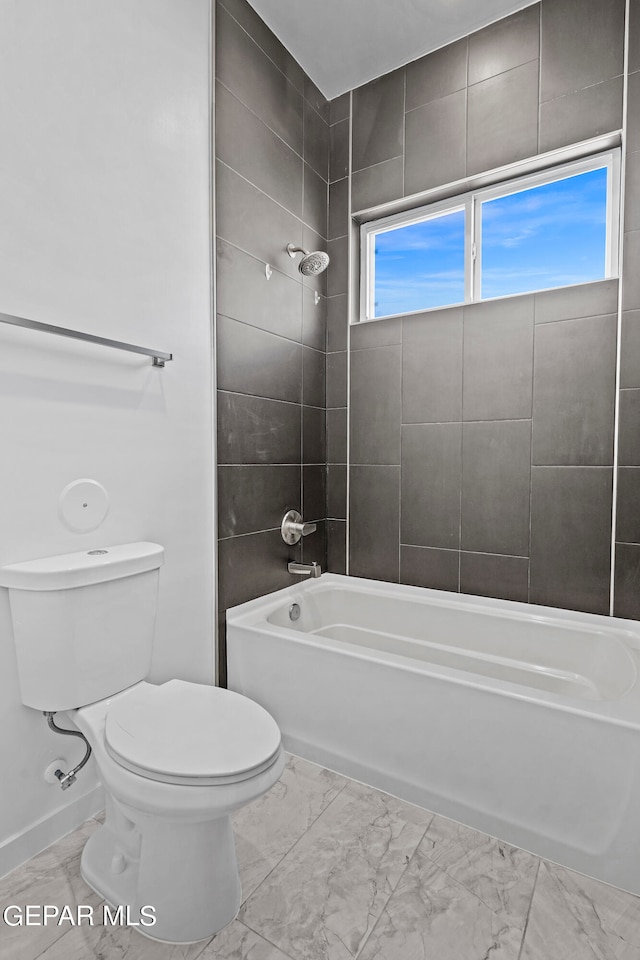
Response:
[0,542,164,711]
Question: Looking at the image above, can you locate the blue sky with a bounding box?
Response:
[373,167,608,318]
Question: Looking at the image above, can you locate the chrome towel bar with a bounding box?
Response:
[0,311,173,367]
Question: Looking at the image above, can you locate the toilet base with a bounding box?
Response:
[81,802,241,943]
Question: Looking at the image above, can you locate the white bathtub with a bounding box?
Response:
[226,574,640,894]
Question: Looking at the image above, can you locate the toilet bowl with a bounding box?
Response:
[0,542,285,944]
[72,680,285,943]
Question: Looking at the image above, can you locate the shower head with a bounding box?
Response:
[286,243,330,276]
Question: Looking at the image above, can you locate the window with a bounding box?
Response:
[359,150,620,322]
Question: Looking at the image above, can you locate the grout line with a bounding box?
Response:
[218,387,326,411]
[215,156,327,246]
[528,314,535,603]
[217,79,326,230]
[537,2,542,155]
[354,819,433,960]
[217,0,329,123]
[210,0,219,687]
[239,766,350,915]
[345,89,353,576]
[218,311,322,351]
[235,920,300,960]
[517,858,542,960]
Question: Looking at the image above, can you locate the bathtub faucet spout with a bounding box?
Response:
[288,561,322,578]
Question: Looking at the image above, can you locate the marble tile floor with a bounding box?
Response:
[2,754,640,960]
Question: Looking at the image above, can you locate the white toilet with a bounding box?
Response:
[0,542,285,944]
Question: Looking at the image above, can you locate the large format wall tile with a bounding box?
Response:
[218,464,301,538]
[217,314,302,404]
[467,60,539,175]
[621,314,640,389]
[402,308,463,423]
[539,77,624,154]
[216,82,303,218]
[540,0,624,103]
[400,545,459,592]
[216,161,304,282]
[533,279,618,325]
[328,177,349,239]
[619,390,640,467]
[532,314,617,466]
[302,345,326,408]
[304,98,329,180]
[350,345,401,464]
[218,392,301,465]
[350,466,400,581]
[614,542,640,619]
[330,118,349,182]
[461,420,531,556]
[352,69,404,173]
[217,239,302,342]
[405,38,467,111]
[327,463,347,519]
[459,552,529,603]
[352,157,403,212]
[615,468,640,544]
[216,4,303,155]
[467,4,540,86]
[218,0,305,95]
[462,297,534,421]
[529,467,612,614]
[401,423,462,549]
[405,90,466,195]
[327,519,347,573]
[218,529,300,612]
[303,162,328,238]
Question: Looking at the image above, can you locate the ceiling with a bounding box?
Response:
[247,0,537,100]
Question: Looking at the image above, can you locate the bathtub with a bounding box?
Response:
[226,574,640,894]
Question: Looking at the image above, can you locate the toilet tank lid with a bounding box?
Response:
[0,542,164,591]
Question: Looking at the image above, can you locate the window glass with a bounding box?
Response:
[373,208,465,317]
[360,150,618,322]
[480,167,608,300]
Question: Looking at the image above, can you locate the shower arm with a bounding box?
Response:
[44,712,92,790]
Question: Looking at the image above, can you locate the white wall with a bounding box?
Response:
[0,0,214,874]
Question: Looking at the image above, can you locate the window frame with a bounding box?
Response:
[359,148,620,323]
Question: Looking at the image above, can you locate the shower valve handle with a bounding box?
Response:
[281,510,316,545]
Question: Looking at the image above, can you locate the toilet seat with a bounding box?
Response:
[104,679,282,786]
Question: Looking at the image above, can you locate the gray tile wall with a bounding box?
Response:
[615,0,640,619]
[215,0,329,680]
[328,0,630,616]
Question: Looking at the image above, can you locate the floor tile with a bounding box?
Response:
[0,819,102,960]
[233,754,348,900]
[358,847,525,960]
[420,815,539,928]
[34,920,208,960]
[239,780,432,960]
[521,860,640,959]
[199,920,292,959]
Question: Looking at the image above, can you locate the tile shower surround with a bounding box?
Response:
[215,0,330,682]
[324,0,640,619]
[4,755,640,960]
[346,284,618,615]
[215,0,640,687]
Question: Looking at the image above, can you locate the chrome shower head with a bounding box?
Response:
[286,243,330,276]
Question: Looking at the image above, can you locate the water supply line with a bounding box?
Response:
[44,712,92,790]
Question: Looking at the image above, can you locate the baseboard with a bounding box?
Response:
[0,784,104,879]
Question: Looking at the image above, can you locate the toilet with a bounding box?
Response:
[0,542,285,944]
